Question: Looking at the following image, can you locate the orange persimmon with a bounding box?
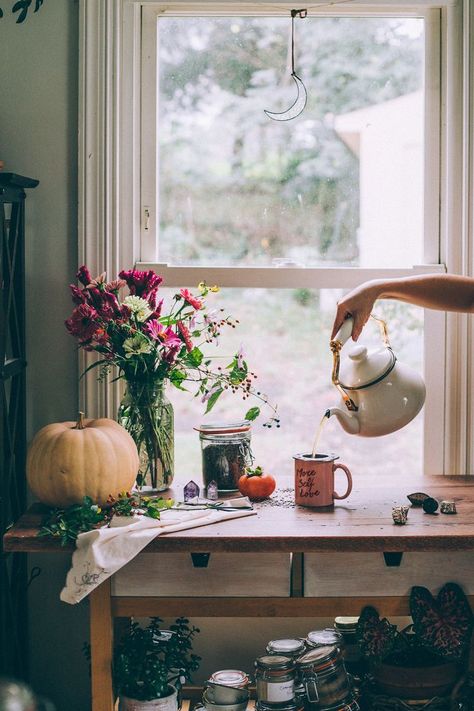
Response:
[238,466,276,501]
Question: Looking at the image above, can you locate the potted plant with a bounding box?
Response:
[357,583,474,701]
[114,616,201,711]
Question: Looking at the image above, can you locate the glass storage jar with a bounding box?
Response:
[306,629,343,650]
[198,421,253,491]
[296,646,352,708]
[207,670,250,689]
[334,617,363,677]
[266,639,306,659]
[255,655,296,705]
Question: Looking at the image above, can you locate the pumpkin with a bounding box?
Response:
[26,413,139,506]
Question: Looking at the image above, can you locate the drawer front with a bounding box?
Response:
[304,552,474,596]
[112,552,291,597]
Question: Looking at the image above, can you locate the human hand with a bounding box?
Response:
[331,281,380,341]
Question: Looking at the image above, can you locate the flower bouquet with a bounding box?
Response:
[65,266,276,490]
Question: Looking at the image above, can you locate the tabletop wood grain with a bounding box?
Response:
[5,474,474,553]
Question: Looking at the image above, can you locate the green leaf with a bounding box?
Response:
[205,387,224,413]
[170,369,187,390]
[245,406,260,421]
[184,347,203,367]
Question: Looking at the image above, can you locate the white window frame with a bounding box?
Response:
[78,0,474,476]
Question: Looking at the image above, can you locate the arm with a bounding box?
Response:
[331,273,474,341]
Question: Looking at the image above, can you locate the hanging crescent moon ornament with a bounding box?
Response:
[264,72,307,121]
[265,9,308,122]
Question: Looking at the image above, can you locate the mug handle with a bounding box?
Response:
[333,463,353,500]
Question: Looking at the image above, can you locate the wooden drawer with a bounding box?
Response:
[304,552,474,597]
[112,552,291,597]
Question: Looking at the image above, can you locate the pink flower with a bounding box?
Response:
[106,278,126,293]
[87,272,107,289]
[145,319,181,348]
[177,321,193,352]
[65,304,100,341]
[119,269,163,297]
[76,265,92,287]
[180,288,203,310]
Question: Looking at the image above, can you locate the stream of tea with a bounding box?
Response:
[311,410,330,458]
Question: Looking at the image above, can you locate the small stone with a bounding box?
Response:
[392,505,409,525]
[184,480,200,502]
[407,492,430,507]
[440,500,457,514]
[422,497,439,514]
[206,481,219,501]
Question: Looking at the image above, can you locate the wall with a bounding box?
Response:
[0,1,90,709]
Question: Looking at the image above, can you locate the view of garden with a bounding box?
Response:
[157,15,426,479]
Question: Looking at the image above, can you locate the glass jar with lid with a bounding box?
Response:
[296,646,352,708]
[255,655,296,705]
[334,617,363,676]
[198,421,253,491]
[266,639,306,659]
[207,670,250,689]
[305,629,343,650]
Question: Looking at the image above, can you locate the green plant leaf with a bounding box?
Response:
[245,406,260,421]
[183,347,203,367]
[205,387,223,413]
[170,369,187,390]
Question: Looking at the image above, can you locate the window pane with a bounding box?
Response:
[157,16,425,267]
[164,288,424,481]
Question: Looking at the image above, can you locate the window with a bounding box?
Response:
[139,5,444,478]
[80,0,474,476]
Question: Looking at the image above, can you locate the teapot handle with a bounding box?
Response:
[331,314,391,348]
[332,317,354,347]
[329,314,391,413]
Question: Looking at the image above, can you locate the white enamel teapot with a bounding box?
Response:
[327,315,426,437]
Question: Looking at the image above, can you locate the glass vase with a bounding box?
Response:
[118,379,174,491]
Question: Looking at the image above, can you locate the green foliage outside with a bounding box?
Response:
[158,16,423,266]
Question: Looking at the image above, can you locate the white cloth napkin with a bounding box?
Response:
[60,507,256,604]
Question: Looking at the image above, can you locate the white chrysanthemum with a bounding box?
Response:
[123,295,152,322]
[123,333,152,359]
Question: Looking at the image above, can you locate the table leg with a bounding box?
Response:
[90,579,115,711]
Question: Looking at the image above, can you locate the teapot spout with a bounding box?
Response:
[326,407,360,435]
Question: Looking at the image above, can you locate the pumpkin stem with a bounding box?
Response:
[75,412,86,430]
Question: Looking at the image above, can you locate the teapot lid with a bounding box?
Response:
[338,344,396,390]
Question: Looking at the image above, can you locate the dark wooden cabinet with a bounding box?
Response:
[0,172,38,676]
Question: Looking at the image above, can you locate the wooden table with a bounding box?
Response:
[5,473,474,711]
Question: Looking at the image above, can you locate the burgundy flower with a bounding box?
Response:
[119,269,163,297]
[86,286,104,310]
[148,297,164,319]
[65,304,100,341]
[99,290,121,316]
[179,288,203,310]
[69,284,88,305]
[163,344,180,364]
[77,265,92,287]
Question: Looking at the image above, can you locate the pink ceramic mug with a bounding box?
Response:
[294,453,353,508]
